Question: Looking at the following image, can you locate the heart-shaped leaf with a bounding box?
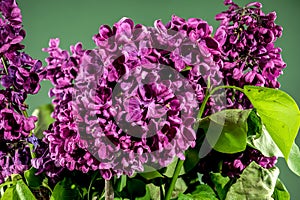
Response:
[225,162,279,200]
[244,86,300,160]
[199,109,251,153]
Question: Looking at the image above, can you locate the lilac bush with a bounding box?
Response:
[0,0,299,199]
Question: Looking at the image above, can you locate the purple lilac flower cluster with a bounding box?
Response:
[0,0,43,183]
[197,0,283,178]
[0,0,24,54]
[198,147,277,179]
[33,39,94,178]
[30,0,284,181]
[215,0,286,109]
[40,16,223,180]
[161,16,225,116]
[29,134,64,181]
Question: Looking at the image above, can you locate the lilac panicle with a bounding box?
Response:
[0,0,24,54]
[215,0,286,109]
[41,15,223,180]
[195,0,281,179]
[0,0,44,183]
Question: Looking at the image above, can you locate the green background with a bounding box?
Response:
[18,0,299,198]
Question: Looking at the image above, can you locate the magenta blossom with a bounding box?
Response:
[215,0,286,109]
[41,15,222,179]
[0,0,43,183]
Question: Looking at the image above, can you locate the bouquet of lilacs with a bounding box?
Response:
[0,0,299,199]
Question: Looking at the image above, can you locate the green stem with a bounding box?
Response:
[164,158,184,200]
[41,182,53,194]
[87,171,99,200]
[1,57,8,75]
[197,85,243,121]
[1,56,35,159]
[165,84,244,200]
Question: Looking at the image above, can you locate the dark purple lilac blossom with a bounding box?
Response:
[28,134,65,181]
[198,147,277,178]
[157,16,225,116]
[0,0,24,54]
[196,0,282,179]
[215,0,286,109]
[22,0,281,182]
[40,38,102,178]
[0,0,43,183]
[0,142,31,183]
[42,16,224,180]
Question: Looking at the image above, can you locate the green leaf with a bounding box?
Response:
[247,125,283,157]
[24,167,44,189]
[10,174,22,183]
[199,109,251,153]
[178,193,194,200]
[32,104,54,139]
[127,179,147,199]
[225,162,279,200]
[243,86,300,160]
[15,180,37,200]
[1,180,37,200]
[287,142,300,176]
[248,126,300,177]
[1,186,17,200]
[183,133,206,172]
[50,178,80,200]
[147,183,161,200]
[171,178,187,199]
[246,109,262,138]
[178,184,218,200]
[115,175,127,192]
[0,181,14,190]
[272,179,290,200]
[210,172,230,200]
[139,165,163,180]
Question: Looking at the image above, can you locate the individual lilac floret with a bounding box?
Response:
[215,0,286,109]
[1,52,43,96]
[0,107,37,141]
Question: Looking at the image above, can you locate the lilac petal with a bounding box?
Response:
[214,26,227,46]
[246,2,262,8]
